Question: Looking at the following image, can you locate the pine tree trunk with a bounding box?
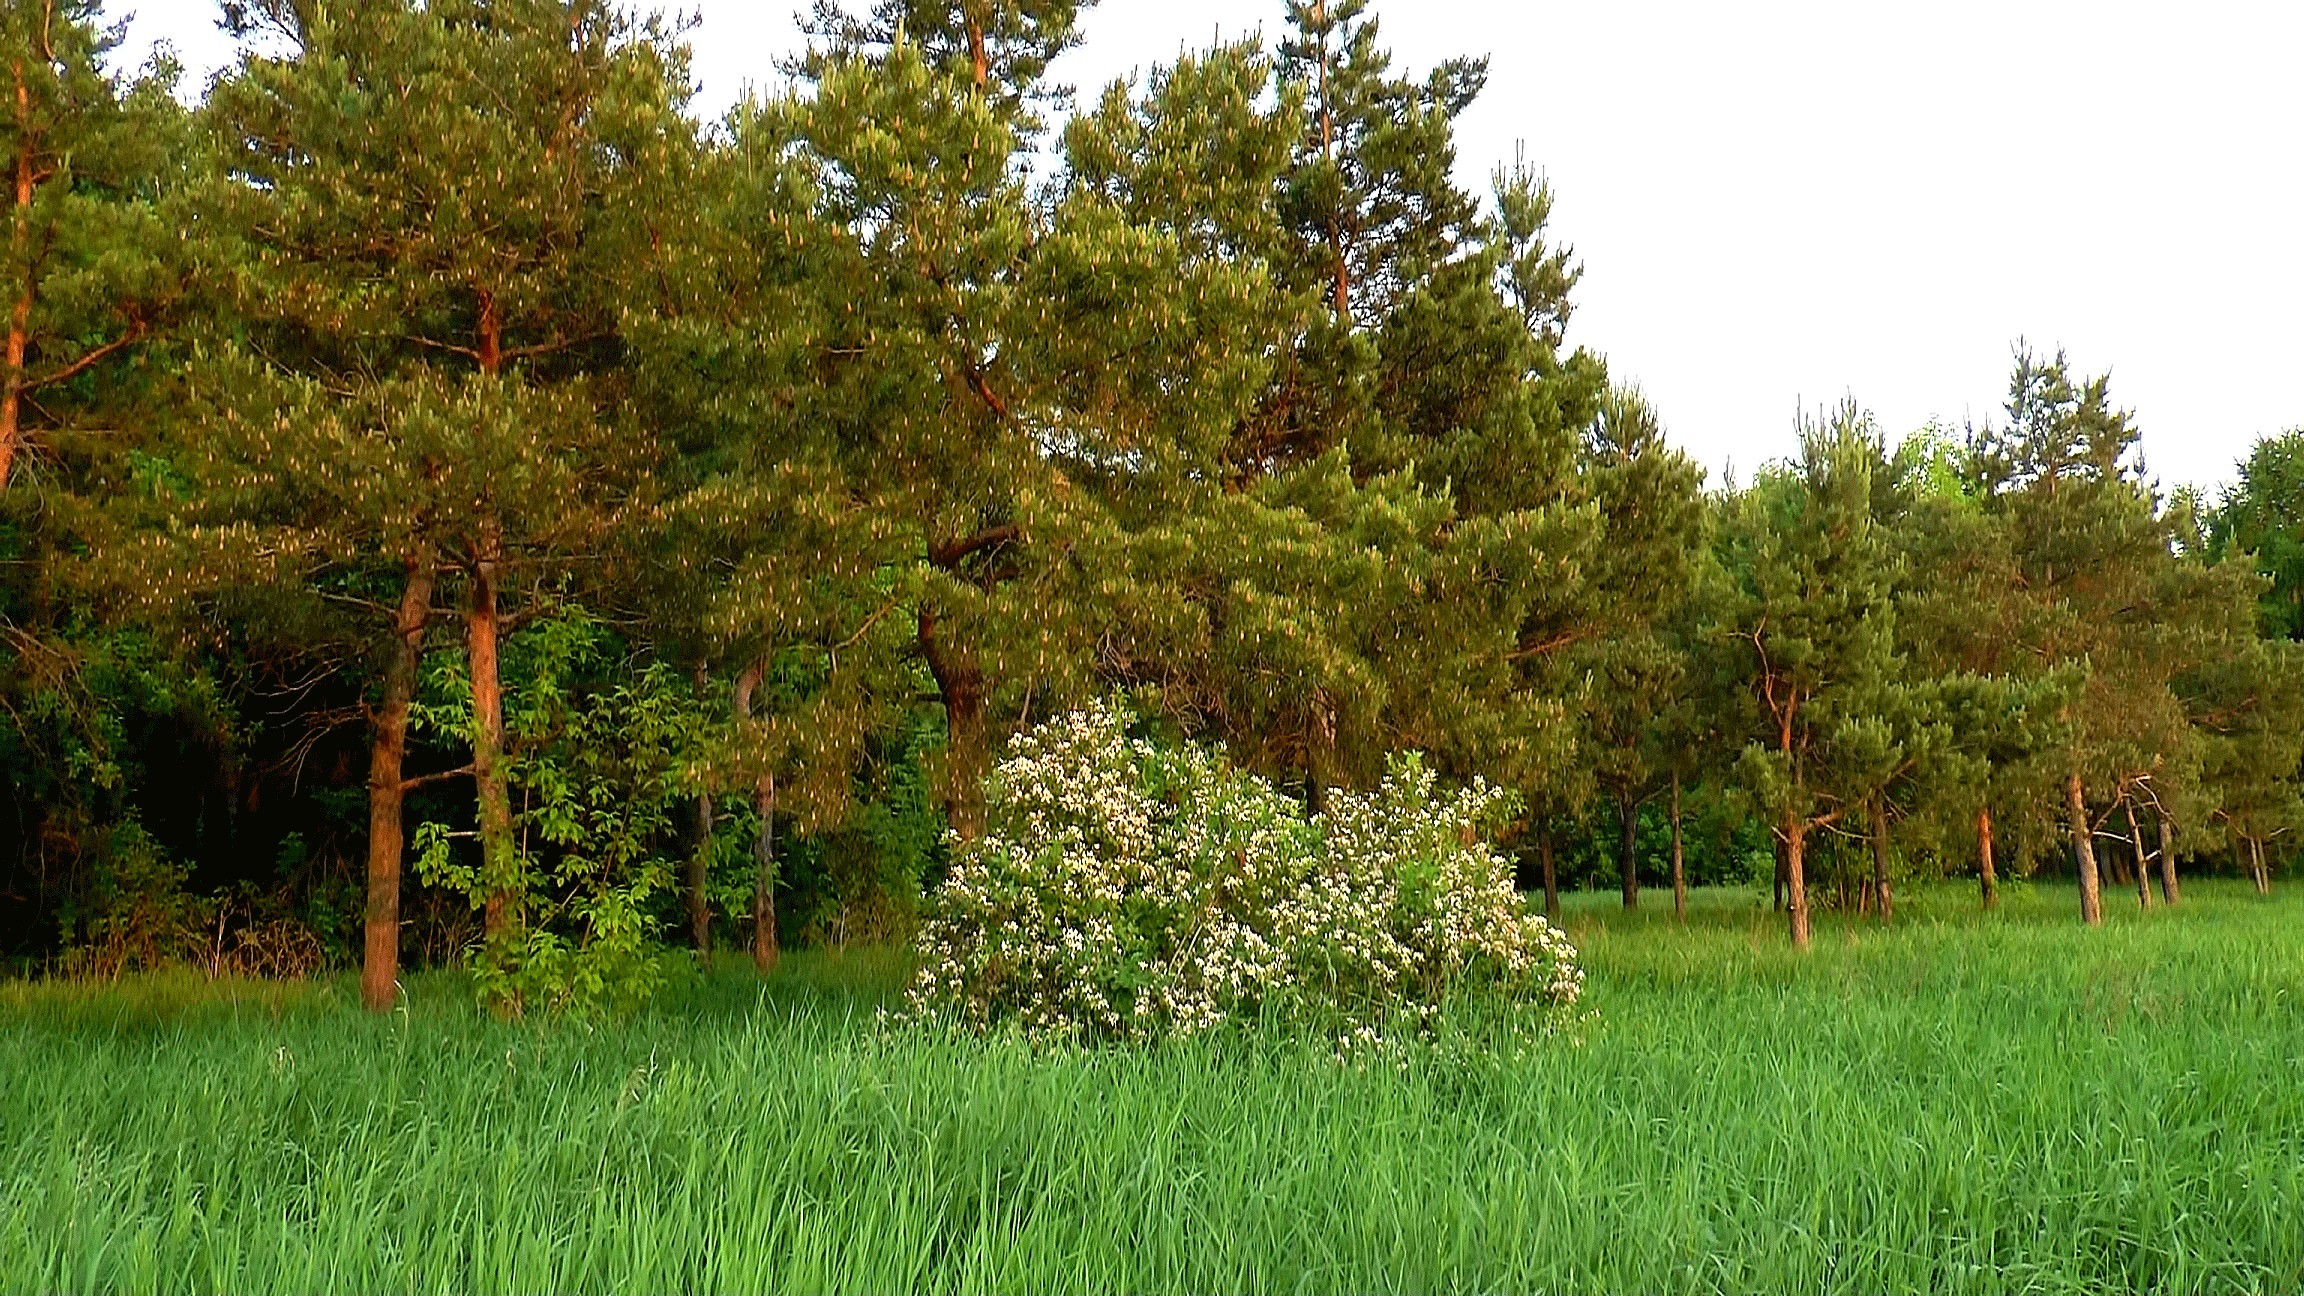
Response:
[918,604,989,840]
[1867,793,1893,923]
[2125,801,2152,911]
[1773,835,1788,913]
[690,790,714,965]
[754,771,779,974]
[2251,836,2271,895]
[2157,816,2180,906]
[687,663,714,965]
[2066,772,2102,927]
[1785,811,1811,949]
[1977,806,1999,911]
[1619,793,1639,909]
[732,661,778,974]
[362,552,435,1013]
[1538,816,1559,921]
[1670,774,1686,922]
[467,531,516,942]
[2,80,37,494]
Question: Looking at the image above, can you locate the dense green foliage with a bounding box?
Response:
[1,884,2299,1293]
[0,0,2298,1009]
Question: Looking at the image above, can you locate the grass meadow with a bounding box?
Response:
[2,881,2299,1294]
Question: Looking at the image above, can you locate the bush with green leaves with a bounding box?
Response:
[415,613,708,1015]
[907,703,1584,1045]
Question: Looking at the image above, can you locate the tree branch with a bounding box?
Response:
[22,319,148,393]
[929,524,1020,570]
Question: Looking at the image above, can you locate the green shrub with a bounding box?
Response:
[908,703,1584,1045]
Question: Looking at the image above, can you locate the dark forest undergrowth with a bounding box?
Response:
[2,883,2299,1294]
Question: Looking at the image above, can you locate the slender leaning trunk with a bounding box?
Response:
[1538,818,1560,921]
[467,529,516,942]
[1869,793,1894,923]
[2251,837,2271,895]
[2065,773,2102,927]
[2156,816,2180,906]
[1670,774,1687,922]
[1977,806,1999,911]
[1785,810,1811,949]
[363,552,435,1012]
[2124,802,2152,911]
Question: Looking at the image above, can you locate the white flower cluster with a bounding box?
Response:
[906,702,1585,1045]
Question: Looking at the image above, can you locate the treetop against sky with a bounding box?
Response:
[117,0,2304,496]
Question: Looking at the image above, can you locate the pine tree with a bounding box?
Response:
[0,0,177,492]
[1713,404,1905,948]
[180,0,695,1006]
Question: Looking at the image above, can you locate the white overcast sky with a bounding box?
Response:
[120,1,2304,493]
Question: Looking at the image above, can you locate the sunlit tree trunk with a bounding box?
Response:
[468,527,516,942]
[1784,811,1811,949]
[2066,773,2102,926]
[1977,806,1999,911]
[363,551,435,1012]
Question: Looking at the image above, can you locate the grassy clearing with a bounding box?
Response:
[1,883,2299,1294]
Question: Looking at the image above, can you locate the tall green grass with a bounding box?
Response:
[2,883,2298,1294]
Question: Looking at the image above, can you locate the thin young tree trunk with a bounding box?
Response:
[2251,836,2271,895]
[1619,792,1639,909]
[733,660,778,974]
[2157,816,2180,906]
[2124,801,2152,911]
[1785,811,1811,949]
[1868,792,1894,923]
[467,529,516,942]
[687,663,714,965]
[2066,772,2102,927]
[1670,773,1687,922]
[362,551,435,1013]
[918,603,989,840]
[1538,817,1560,920]
[1977,806,1999,911]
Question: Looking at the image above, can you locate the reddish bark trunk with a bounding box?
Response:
[363,552,435,1012]
[1785,810,1811,949]
[467,530,516,941]
[2,65,36,493]
[1977,807,1999,911]
[2066,773,2102,927]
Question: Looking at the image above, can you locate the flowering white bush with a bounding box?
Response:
[907,702,1584,1044]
